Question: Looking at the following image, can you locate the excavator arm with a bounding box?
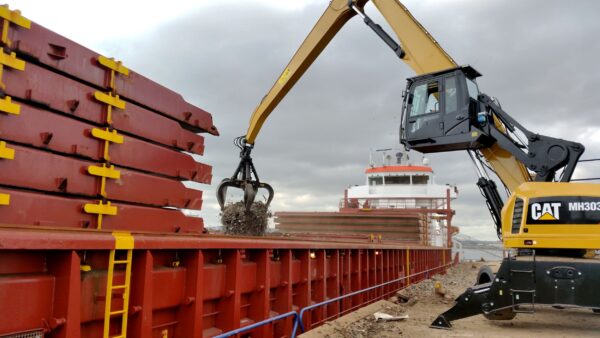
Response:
[218,0,528,210]
[245,0,456,144]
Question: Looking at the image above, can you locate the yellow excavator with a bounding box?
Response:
[217,0,600,329]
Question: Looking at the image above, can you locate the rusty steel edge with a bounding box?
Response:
[275,216,426,224]
[277,227,423,235]
[3,62,210,157]
[267,232,422,245]
[0,144,203,209]
[0,102,212,184]
[275,211,427,218]
[9,21,218,135]
[0,224,449,250]
[0,188,204,234]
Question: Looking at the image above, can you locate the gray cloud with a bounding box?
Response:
[96,0,600,240]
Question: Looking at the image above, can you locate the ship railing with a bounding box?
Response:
[213,311,299,338]
[340,197,449,210]
[291,262,454,337]
[215,261,454,338]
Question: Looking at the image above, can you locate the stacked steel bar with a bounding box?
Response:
[275,192,457,245]
[0,7,217,233]
[275,211,428,243]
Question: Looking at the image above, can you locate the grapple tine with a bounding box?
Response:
[244,183,257,211]
[216,179,230,210]
[258,182,275,209]
[217,179,244,210]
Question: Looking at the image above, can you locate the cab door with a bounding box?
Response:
[442,73,476,137]
[405,79,444,144]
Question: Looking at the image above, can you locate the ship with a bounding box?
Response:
[275,150,459,247]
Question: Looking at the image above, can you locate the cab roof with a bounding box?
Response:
[406,65,482,84]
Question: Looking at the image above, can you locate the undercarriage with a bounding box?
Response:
[431,252,600,329]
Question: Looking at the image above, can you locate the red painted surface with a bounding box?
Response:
[0,188,204,233]
[0,99,204,159]
[0,227,452,337]
[0,99,205,156]
[10,22,218,135]
[0,144,202,208]
[0,16,213,236]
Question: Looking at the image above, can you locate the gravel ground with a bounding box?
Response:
[301,262,600,338]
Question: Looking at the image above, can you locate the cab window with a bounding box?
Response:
[466,78,479,101]
[410,81,439,117]
[444,76,458,114]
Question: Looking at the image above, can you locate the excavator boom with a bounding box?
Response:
[245,0,457,144]
[219,0,528,210]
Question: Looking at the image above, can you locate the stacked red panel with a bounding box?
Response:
[0,10,217,233]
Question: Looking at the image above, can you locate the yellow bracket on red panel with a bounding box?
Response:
[88,164,121,179]
[97,56,129,76]
[112,231,134,250]
[0,6,31,28]
[90,56,128,230]
[88,164,121,197]
[94,91,126,110]
[0,193,9,205]
[84,200,117,216]
[0,6,28,208]
[91,128,124,161]
[94,92,125,123]
[91,128,124,144]
[0,50,25,70]
[0,141,15,160]
[0,96,20,115]
[0,6,30,48]
[0,51,26,89]
[84,200,118,230]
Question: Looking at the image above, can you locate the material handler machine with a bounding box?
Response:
[217,0,600,329]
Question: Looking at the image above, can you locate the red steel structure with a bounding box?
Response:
[0,7,212,234]
[0,7,454,338]
[0,227,452,338]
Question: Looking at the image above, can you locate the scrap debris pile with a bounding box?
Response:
[300,263,485,338]
[221,201,271,236]
[328,303,408,338]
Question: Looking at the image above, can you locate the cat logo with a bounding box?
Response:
[530,202,561,221]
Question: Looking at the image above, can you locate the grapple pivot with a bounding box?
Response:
[216,137,274,211]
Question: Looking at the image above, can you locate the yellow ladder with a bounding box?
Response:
[104,232,134,338]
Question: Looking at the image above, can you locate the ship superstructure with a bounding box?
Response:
[277,151,459,246]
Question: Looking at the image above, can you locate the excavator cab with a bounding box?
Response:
[401,65,494,153]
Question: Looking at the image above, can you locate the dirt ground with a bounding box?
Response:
[300,262,600,338]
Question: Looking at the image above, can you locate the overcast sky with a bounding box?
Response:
[16,0,600,240]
